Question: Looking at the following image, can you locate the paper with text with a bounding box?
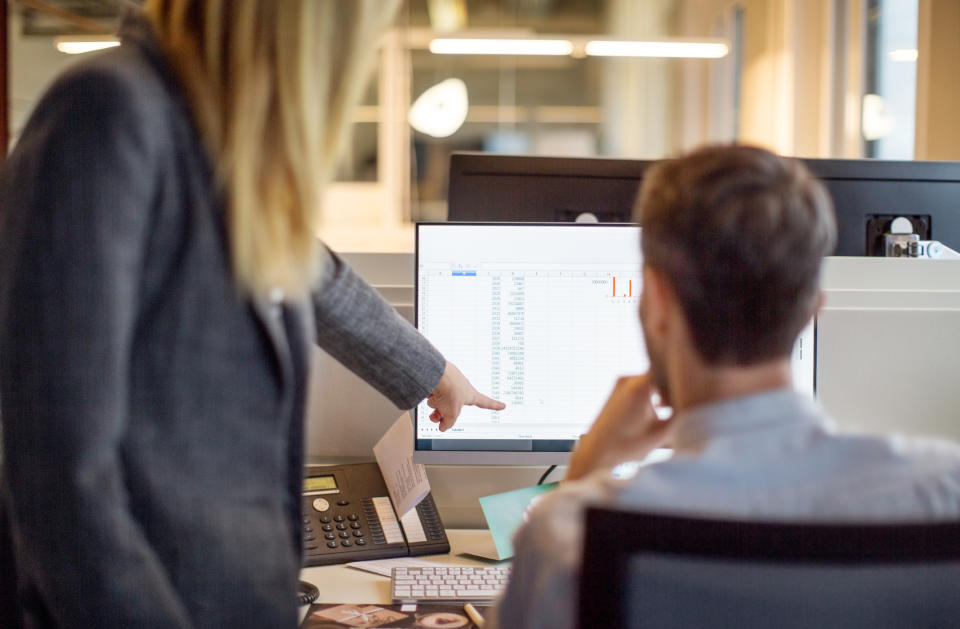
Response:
[374,414,430,518]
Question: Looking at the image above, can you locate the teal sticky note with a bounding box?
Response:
[478,482,559,560]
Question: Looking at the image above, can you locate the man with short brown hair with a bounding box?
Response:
[491,145,960,629]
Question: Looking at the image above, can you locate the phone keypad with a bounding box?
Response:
[304,506,370,553]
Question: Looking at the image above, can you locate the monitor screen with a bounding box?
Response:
[414,223,814,464]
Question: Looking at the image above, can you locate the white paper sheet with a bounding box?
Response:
[346,557,450,578]
[373,414,431,518]
[399,507,427,543]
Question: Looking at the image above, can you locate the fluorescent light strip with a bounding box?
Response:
[585,40,728,59]
[888,48,918,62]
[56,40,120,54]
[429,38,573,56]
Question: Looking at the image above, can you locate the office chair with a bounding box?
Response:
[579,507,960,628]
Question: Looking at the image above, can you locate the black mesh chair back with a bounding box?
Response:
[579,507,960,629]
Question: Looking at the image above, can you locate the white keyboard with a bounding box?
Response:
[390,565,510,602]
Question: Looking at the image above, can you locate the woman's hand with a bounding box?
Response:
[426,362,506,431]
[565,374,672,481]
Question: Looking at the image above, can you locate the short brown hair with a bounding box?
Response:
[637,145,836,365]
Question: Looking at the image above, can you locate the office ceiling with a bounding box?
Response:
[18,0,141,35]
[49,0,135,15]
[19,0,610,36]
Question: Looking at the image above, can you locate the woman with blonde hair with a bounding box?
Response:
[0,2,501,627]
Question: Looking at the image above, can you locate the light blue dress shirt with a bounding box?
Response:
[492,389,960,629]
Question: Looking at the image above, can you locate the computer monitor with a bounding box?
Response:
[447,153,960,256]
[801,159,960,255]
[448,153,651,223]
[413,222,814,465]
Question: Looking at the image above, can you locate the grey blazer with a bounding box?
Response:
[0,13,445,629]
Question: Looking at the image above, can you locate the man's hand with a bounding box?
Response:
[565,374,672,482]
[427,361,506,431]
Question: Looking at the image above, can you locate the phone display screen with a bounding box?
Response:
[304,475,338,492]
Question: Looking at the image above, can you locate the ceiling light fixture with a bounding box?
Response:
[584,40,729,59]
[888,48,918,62]
[55,38,120,54]
[429,38,574,56]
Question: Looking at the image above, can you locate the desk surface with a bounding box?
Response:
[300,529,501,605]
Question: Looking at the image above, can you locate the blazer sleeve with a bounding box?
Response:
[311,247,446,409]
[0,67,193,627]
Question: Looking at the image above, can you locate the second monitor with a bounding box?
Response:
[448,152,960,256]
[414,223,814,465]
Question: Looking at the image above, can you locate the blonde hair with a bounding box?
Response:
[144,0,399,297]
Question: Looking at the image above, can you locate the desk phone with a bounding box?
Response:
[302,462,449,566]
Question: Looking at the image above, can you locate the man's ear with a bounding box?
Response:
[641,265,673,334]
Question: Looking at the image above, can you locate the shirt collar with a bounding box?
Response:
[669,388,831,453]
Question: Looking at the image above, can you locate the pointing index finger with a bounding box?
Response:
[471,393,506,411]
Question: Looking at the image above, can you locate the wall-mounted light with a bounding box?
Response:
[888,48,918,62]
[55,37,120,54]
[584,40,729,59]
[429,38,574,56]
[409,78,469,138]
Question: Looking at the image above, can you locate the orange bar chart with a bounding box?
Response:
[612,277,633,297]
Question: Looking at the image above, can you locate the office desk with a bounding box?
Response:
[299,529,501,604]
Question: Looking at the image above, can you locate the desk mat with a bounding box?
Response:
[302,603,489,628]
